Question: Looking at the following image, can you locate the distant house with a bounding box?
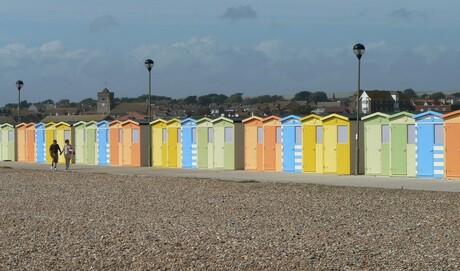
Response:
[359,90,411,114]
[40,115,110,124]
[110,102,147,119]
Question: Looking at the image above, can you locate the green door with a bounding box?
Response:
[391,124,407,175]
[223,126,235,169]
[86,128,96,165]
[365,125,382,174]
[214,126,225,168]
[197,127,208,168]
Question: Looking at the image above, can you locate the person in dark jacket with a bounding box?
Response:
[49,139,62,171]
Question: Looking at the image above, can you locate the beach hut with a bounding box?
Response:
[413,111,444,178]
[16,122,36,162]
[73,121,86,164]
[151,119,167,167]
[109,120,123,166]
[242,116,263,171]
[73,121,97,165]
[362,112,390,176]
[44,122,56,163]
[388,112,416,176]
[35,122,46,163]
[321,114,364,175]
[211,116,244,170]
[262,115,282,171]
[96,120,110,166]
[180,118,197,169]
[120,120,149,167]
[442,110,460,179]
[0,123,16,161]
[196,117,214,169]
[166,118,182,168]
[280,115,302,173]
[300,114,323,174]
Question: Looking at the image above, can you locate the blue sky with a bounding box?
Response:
[2,1,460,105]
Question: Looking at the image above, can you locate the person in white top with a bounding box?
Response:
[61,139,74,170]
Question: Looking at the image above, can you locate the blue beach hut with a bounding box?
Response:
[280,115,302,172]
[413,111,444,178]
[180,118,197,169]
[96,120,110,166]
[35,122,46,163]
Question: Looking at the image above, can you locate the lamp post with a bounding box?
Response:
[353,43,365,175]
[144,59,154,166]
[16,80,24,123]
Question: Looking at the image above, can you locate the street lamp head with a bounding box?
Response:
[353,43,365,60]
[144,59,154,71]
[16,80,24,91]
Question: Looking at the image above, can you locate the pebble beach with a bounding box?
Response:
[1,168,459,270]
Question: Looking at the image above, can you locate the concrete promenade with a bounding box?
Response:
[1,161,459,192]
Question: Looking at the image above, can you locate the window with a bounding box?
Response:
[162,128,167,143]
[294,126,302,144]
[83,130,87,142]
[276,126,281,144]
[407,124,415,144]
[64,130,71,142]
[257,127,263,143]
[316,126,323,144]
[338,125,348,143]
[132,129,139,143]
[177,129,182,143]
[119,129,122,143]
[208,128,214,143]
[225,127,234,143]
[8,130,14,142]
[381,125,389,143]
[434,124,444,144]
[191,128,197,144]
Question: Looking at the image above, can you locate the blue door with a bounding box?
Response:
[35,123,46,163]
[283,125,295,172]
[416,124,433,177]
[182,126,192,168]
[97,122,109,165]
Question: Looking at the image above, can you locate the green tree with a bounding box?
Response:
[225,93,244,104]
[429,92,445,100]
[403,88,418,98]
[451,92,460,97]
[183,95,197,104]
[293,91,311,101]
[310,91,328,103]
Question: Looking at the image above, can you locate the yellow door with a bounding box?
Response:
[323,125,337,173]
[167,127,178,167]
[336,125,350,175]
[152,126,163,167]
[302,125,316,172]
[45,128,54,163]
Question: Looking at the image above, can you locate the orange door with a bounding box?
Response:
[122,128,131,165]
[244,126,257,170]
[445,124,460,178]
[264,126,276,171]
[256,126,264,171]
[131,128,141,166]
[110,128,119,165]
[26,128,35,162]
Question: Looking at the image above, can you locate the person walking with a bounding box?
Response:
[49,139,61,171]
[61,139,74,170]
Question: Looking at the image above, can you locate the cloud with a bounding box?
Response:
[388,8,427,20]
[88,15,119,33]
[221,5,257,21]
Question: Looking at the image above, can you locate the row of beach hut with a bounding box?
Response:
[1,111,460,179]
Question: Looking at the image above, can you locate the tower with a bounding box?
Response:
[97,88,114,115]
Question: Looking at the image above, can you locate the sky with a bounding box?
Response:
[2,0,460,105]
